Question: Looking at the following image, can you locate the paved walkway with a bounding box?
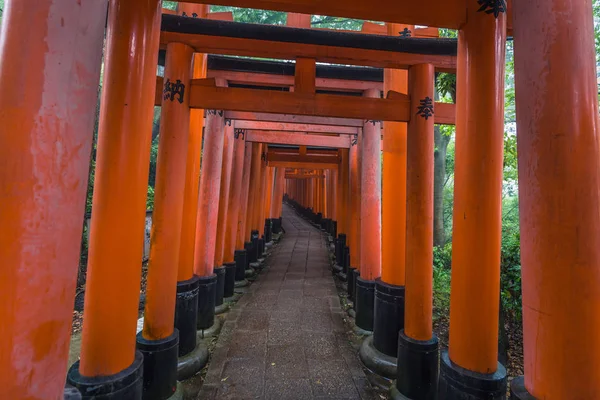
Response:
[197,204,377,399]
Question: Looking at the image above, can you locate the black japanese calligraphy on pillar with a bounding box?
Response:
[234,129,246,140]
[163,79,185,104]
[182,12,199,18]
[207,110,224,117]
[351,134,358,146]
[476,0,507,18]
[399,28,412,38]
[416,97,434,120]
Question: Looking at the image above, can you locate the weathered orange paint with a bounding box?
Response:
[194,100,227,277]
[448,2,506,374]
[214,125,235,268]
[513,0,600,397]
[270,168,284,218]
[254,149,267,232]
[245,143,263,237]
[78,0,162,377]
[404,63,434,341]
[360,89,382,281]
[331,169,338,222]
[336,150,348,235]
[177,0,209,283]
[143,43,194,341]
[263,167,275,225]
[225,130,247,261]
[0,1,106,396]
[349,135,361,269]
[237,141,254,248]
[381,23,411,287]
[287,12,311,28]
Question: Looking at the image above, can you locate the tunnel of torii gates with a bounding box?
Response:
[1,0,599,399]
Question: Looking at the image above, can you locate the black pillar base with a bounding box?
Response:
[197,274,217,330]
[373,279,405,357]
[223,262,236,298]
[234,249,247,281]
[394,331,439,400]
[335,234,347,264]
[272,217,281,234]
[351,268,360,306]
[214,266,226,307]
[264,218,272,243]
[509,376,535,399]
[245,240,256,264]
[175,276,200,357]
[359,335,397,379]
[68,351,144,399]
[258,237,265,257]
[439,351,507,400]
[331,220,337,238]
[136,330,179,400]
[250,230,260,261]
[347,267,357,302]
[64,384,82,400]
[343,246,350,274]
[355,276,376,332]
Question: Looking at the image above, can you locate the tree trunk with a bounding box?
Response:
[434,126,450,247]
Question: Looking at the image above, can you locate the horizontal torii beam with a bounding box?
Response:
[269,161,338,170]
[267,153,340,164]
[178,0,466,29]
[235,120,358,135]
[160,15,457,72]
[154,78,456,124]
[246,130,351,148]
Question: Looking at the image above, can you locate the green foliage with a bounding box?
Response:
[146,186,155,210]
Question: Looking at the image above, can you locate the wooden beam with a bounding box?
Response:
[189,83,411,121]
[225,111,364,127]
[361,22,440,38]
[162,8,234,21]
[178,0,466,29]
[234,120,358,134]
[295,58,316,94]
[246,130,350,148]
[161,31,456,72]
[207,70,383,92]
[269,161,338,170]
[434,102,455,125]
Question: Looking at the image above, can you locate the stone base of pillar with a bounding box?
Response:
[373,280,405,358]
[68,351,144,399]
[197,317,222,339]
[214,266,226,307]
[197,274,217,330]
[439,351,507,400]
[175,276,200,357]
[136,330,179,400]
[215,302,230,315]
[336,271,348,282]
[177,341,209,381]
[355,277,376,332]
[509,376,535,399]
[359,335,397,379]
[223,262,236,298]
[347,267,357,302]
[235,278,249,288]
[64,384,81,400]
[234,249,247,281]
[393,330,439,400]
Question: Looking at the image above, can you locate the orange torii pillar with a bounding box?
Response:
[511,1,600,398]
[194,98,227,331]
[363,23,414,379]
[270,167,285,234]
[334,150,350,278]
[214,123,235,308]
[0,1,106,398]
[255,153,268,259]
[227,130,249,286]
[263,166,275,244]
[355,89,383,333]
[176,2,209,373]
[439,2,507,398]
[235,140,254,285]
[392,63,439,400]
[65,0,161,397]
[347,133,361,308]
[245,143,263,265]
[330,169,338,238]
[138,42,193,398]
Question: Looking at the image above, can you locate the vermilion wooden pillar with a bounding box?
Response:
[71,0,162,396]
[245,143,262,239]
[393,63,439,399]
[440,1,507,398]
[511,1,600,398]
[235,140,253,285]
[138,42,194,398]
[225,129,246,263]
[214,124,235,268]
[331,169,338,237]
[355,88,382,333]
[349,135,361,270]
[0,1,106,397]
[214,123,235,302]
[193,99,227,329]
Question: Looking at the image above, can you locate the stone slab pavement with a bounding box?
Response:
[196,204,378,399]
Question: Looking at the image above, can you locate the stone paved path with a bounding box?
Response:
[197,204,377,399]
